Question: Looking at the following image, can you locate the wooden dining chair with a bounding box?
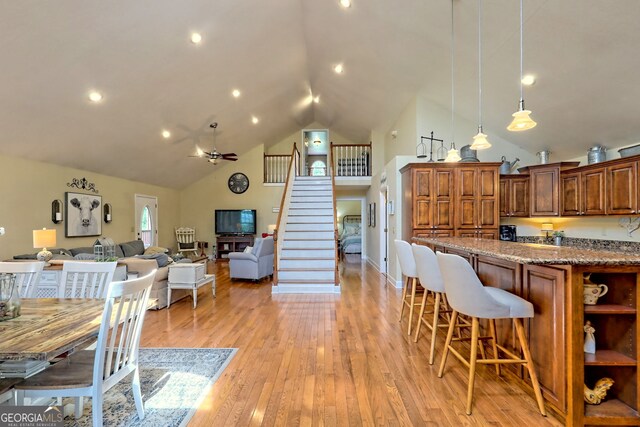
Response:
[16,270,156,425]
[0,261,45,298]
[58,261,117,298]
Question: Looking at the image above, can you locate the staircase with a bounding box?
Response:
[274,176,340,293]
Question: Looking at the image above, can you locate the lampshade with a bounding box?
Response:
[445,146,461,162]
[33,228,56,248]
[268,224,277,233]
[470,129,491,150]
[541,223,554,232]
[507,108,537,132]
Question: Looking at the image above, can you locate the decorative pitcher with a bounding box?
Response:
[0,273,21,321]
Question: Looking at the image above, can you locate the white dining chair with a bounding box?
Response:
[16,270,156,425]
[436,252,546,416]
[0,261,45,298]
[58,261,117,298]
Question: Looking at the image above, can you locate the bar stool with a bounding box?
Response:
[394,240,420,336]
[436,252,546,416]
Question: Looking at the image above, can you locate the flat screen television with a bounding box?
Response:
[215,209,257,235]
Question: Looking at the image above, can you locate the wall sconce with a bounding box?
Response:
[541,222,554,237]
[51,199,63,224]
[104,203,112,223]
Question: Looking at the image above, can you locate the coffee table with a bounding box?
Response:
[167,270,215,309]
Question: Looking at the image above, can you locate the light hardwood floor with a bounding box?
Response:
[141,256,563,426]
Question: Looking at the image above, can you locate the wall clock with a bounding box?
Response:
[228,172,249,194]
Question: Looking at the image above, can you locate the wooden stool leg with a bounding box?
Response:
[438,310,458,378]
[407,277,417,336]
[514,318,547,416]
[489,319,500,376]
[399,277,409,322]
[414,288,429,343]
[427,292,441,364]
[466,317,480,415]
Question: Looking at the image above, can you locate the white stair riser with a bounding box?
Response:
[284,231,334,240]
[281,249,335,258]
[286,216,333,224]
[282,240,334,249]
[290,196,333,203]
[280,259,335,269]
[286,223,333,232]
[292,185,332,191]
[288,202,333,209]
[296,177,331,181]
[278,270,335,281]
[273,284,339,294]
[291,191,333,197]
[294,181,331,186]
[287,209,333,216]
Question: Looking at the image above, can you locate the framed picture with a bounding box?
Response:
[65,192,102,237]
[369,202,376,228]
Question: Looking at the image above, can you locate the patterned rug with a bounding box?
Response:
[65,348,237,427]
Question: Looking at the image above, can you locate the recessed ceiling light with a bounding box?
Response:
[334,63,344,74]
[251,116,259,124]
[313,96,320,103]
[340,0,351,8]
[521,74,536,86]
[232,89,241,98]
[190,33,202,44]
[162,130,171,139]
[88,91,103,102]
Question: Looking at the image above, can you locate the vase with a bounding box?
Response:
[0,273,21,321]
[554,236,562,246]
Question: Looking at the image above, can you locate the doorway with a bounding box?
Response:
[336,197,366,262]
[134,194,158,248]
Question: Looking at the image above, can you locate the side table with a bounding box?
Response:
[167,262,215,309]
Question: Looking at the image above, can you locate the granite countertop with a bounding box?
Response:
[413,237,640,266]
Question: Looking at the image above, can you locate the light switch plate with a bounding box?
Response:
[0,227,5,236]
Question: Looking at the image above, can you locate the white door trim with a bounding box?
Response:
[134,194,158,247]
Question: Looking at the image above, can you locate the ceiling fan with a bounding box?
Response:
[190,122,238,164]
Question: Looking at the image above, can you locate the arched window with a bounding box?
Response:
[140,206,153,248]
[311,160,326,176]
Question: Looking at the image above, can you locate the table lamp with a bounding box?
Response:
[541,223,554,238]
[268,224,277,234]
[33,228,56,264]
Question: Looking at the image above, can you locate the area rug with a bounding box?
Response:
[65,348,237,427]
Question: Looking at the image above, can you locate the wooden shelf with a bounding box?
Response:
[585,350,637,366]
[584,304,637,315]
[585,398,639,425]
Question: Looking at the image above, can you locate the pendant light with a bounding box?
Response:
[470,0,491,150]
[507,0,537,131]
[445,0,461,163]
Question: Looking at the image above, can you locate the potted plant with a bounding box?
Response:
[552,230,565,246]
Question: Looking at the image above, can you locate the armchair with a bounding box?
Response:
[228,237,274,280]
[175,227,198,255]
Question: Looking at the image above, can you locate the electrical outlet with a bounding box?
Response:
[0,227,4,236]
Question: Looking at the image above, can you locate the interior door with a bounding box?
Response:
[134,194,158,248]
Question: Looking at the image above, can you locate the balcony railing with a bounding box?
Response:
[264,154,292,183]
[331,143,371,177]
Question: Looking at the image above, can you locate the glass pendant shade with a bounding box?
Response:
[436,141,447,161]
[507,107,537,131]
[445,145,461,162]
[470,126,491,150]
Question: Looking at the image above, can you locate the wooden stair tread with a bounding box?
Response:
[277,279,336,284]
[278,268,335,272]
[280,257,334,260]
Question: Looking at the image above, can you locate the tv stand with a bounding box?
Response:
[216,235,254,260]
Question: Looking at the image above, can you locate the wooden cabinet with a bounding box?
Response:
[500,175,529,217]
[560,167,606,216]
[215,235,254,260]
[401,162,500,241]
[525,162,580,217]
[607,160,637,215]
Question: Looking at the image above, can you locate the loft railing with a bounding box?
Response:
[329,144,339,287]
[331,143,372,177]
[273,142,300,286]
[263,153,292,183]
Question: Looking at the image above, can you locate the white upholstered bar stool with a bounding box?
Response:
[394,240,420,336]
[436,252,546,416]
[0,261,45,298]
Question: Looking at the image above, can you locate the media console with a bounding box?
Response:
[215,235,254,260]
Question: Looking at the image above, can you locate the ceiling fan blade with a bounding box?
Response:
[220,153,237,158]
[223,157,238,161]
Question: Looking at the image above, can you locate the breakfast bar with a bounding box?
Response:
[414,237,640,426]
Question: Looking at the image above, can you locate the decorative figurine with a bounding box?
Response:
[584,378,614,405]
[584,321,596,354]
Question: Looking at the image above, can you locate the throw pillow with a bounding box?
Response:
[144,246,169,255]
[70,246,94,256]
[74,253,98,260]
[134,253,169,268]
[243,246,253,253]
[120,240,145,257]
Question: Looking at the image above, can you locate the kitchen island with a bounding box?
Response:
[414,237,640,426]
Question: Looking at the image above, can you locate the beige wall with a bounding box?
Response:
[0,154,180,261]
[336,200,362,234]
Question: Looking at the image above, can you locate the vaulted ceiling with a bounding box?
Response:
[1,1,639,188]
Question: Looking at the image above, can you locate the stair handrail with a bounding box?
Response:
[329,142,339,286]
[273,142,299,286]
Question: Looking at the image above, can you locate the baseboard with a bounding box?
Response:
[366,256,381,271]
[272,284,341,294]
[386,274,403,289]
